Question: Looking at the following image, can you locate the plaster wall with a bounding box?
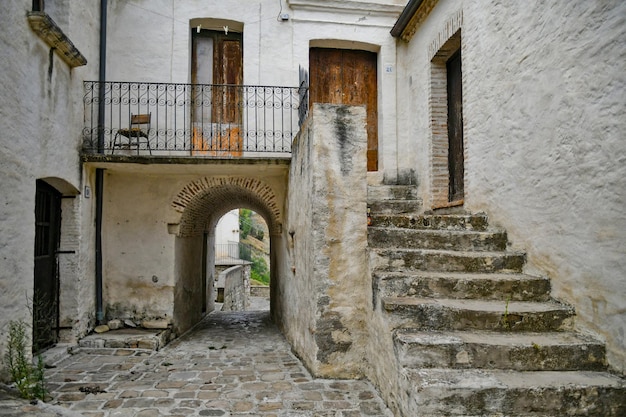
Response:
[173,235,204,334]
[215,210,239,246]
[0,0,99,370]
[103,171,182,324]
[100,163,289,333]
[282,104,368,378]
[396,0,626,372]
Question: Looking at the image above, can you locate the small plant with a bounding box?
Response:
[3,320,47,401]
[501,297,511,330]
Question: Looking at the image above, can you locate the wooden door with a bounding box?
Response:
[309,48,378,171]
[191,30,243,156]
[34,180,61,352]
[447,49,464,202]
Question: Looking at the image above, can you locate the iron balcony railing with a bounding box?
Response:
[83,81,309,156]
[215,242,252,264]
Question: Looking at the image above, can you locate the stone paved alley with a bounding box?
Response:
[0,302,393,417]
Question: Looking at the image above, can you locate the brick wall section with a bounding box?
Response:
[172,177,282,237]
[429,11,463,208]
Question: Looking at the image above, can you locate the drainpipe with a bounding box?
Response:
[95,0,107,324]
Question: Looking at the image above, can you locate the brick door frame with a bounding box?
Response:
[428,11,463,209]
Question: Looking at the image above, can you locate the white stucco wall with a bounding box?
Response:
[0,0,99,370]
[396,0,626,372]
[215,210,239,246]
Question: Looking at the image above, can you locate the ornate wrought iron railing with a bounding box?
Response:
[83,81,308,156]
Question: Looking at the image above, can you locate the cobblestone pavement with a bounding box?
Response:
[0,307,393,417]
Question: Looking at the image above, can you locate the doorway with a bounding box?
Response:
[34,180,62,352]
[191,29,243,156]
[446,49,464,202]
[309,47,378,171]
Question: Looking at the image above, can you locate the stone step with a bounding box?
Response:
[382,297,575,332]
[77,328,171,351]
[367,184,418,201]
[374,271,551,301]
[368,227,508,252]
[369,213,489,231]
[394,330,607,371]
[368,199,421,215]
[371,248,526,273]
[404,368,626,416]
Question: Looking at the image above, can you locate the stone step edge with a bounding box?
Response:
[369,213,489,228]
[382,297,575,331]
[374,270,547,282]
[394,329,604,350]
[373,271,551,302]
[68,346,156,356]
[393,329,608,371]
[405,368,626,389]
[368,226,506,236]
[371,248,526,258]
[382,297,574,314]
[403,369,626,416]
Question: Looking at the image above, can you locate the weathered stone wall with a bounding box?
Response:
[396,0,626,372]
[173,235,204,334]
[0,0,99,373]
[282,104,368,378]
[220,265,250,312]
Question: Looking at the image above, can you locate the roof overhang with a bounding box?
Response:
[390,0,439,42]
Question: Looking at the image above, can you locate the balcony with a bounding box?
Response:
[215,242,253,265]
[82,81,308,158]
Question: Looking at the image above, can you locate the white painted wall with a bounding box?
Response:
[396,0,626,372]
[105,0,403,181]
[0,0,99,371]
[215,210,239,247]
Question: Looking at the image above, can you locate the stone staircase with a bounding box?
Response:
[367,185,626,416]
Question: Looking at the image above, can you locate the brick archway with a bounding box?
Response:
[172,176,282,237]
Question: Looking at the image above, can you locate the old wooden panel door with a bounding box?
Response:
[447,49,464,202]
[192,30,243,155]
[309,48,378,171]
[34,180,61,352]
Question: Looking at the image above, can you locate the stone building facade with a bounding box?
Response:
[0,0,624,414]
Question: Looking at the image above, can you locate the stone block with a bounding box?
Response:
[107,319,123,330]
[94,325,110,333]
[141,319,169,329]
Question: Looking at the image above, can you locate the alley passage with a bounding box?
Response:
[0,307,393,417]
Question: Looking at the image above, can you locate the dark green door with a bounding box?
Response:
[34,180,61,352]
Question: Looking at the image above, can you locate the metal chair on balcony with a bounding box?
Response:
[111,113,152,155]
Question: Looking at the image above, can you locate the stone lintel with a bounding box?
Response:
[27,11,87,68]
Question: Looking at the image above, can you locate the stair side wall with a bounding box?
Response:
[282,104,370,378]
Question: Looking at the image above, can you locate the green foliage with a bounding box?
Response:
[239,209,265,241]
[250,255,270,285]
[239,209,253,239]
[3,320,47,401]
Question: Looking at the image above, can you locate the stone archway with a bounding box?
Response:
[170,176,283,334]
